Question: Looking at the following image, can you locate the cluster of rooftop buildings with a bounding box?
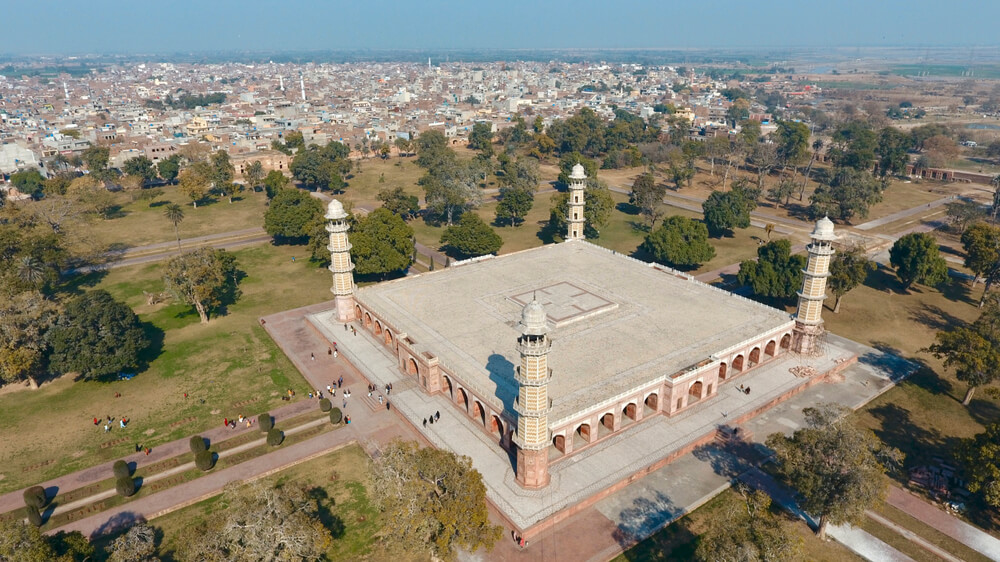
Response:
[0,60,822,178]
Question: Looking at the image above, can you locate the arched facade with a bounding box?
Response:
[718,362,728,380]
[374,321,382,336]
[765,340,776,357]
[749,347,761,366]
[406,357,418,376]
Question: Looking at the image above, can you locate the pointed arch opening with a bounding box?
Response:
[765,340,777,357]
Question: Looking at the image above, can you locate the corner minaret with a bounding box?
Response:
[567,163,586,240]
[793,217,836,354]
[326,199,357,323]
[513,296,552,488]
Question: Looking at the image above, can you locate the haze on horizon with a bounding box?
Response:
[1,0,997,56]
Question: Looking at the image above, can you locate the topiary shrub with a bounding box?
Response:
[112,460,131,480]
[266,428,284,447]
[25,505,42,527]
[189,435,207,454]
[22,486,47,509]
[319,398,332,412]
[115,477,137,498]
[195,450,215,471]
[258,413,273,433]
[329,408,343,425]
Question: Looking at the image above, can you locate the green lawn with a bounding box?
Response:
[81,187,270,250]
[151,443,380,561]
[0,243,331,494]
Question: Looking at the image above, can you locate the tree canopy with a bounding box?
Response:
[641,215,715,269]
[695,486,802,562]
[122,156,157,182]
[350,208,415,277]
[290,142,350,192]
[440,212,503,259]
[889,232,948,291]
[10,169,45,199]
[702,190,754,237]
[264,188,324,243]
[0,291,60,387]
[163,248,241,324]
[46,290,148,381]
[765,404,902,539]
[377,187,420,220]
[179,481,332,561]
[808,168,884,223]
[927,297,1000,405]
[369,440,501,560]
[630,173,667,228]
[961,222,1000,306]
[955,423,1000,508]
[263,170,290,199]
[737,239,806,300]
[828,246,876,313]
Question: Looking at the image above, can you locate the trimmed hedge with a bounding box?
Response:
[329,408,343,425]
[112,460,131,480]
[189,435,208,454]
[195,450,215,471]
[266,428,284,447]
[258,413,273,433]
[115,477,137,498]
[25,505,42,527]
[319,398,332,412]
[22,486,47,509]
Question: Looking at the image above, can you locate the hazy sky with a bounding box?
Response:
[2,0,996,54]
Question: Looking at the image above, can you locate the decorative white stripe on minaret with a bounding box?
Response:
[567,163,586,241]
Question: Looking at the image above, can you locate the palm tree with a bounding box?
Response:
[16,256,46,288]
[245,161,265,193]
[164,204,185,250]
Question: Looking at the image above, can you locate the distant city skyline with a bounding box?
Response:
[1,0,997,55]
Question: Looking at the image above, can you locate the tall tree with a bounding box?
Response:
[495,186,534,227]
[179,481,332,561]
[164,204,184,250]
[0,291,60,387]
[875,127,911,177]
[467,122,494,156]
[81,145,111,178]
[630,173,667,228]
[954,423,1000,508]
[889,232,948,291]
[107,522,159,562]
[9,169,45,199]
[928,326,1000,405]
[163,248,241,324]
[946,200,987,235]
[961,222,1000,305]
[702,190,754,237]
[440,212,503,259]
[695,486,802,562]
[765,404,902,539]
[177,164,210,207]
[423,160,485,226]
[264,188,325,243]
[244,160,265,192]
[828,246,876,313]
[370,440,501,560]
[641,215,715,269]
[809,167,884,223]
[773,120,811,176]
[121,156,158,183]
[263,170,290,199]
[47,290,148,381]
[737,239,807,300]
[350,208,415,277]
[377,187,420,220]
[828,121,878,171]
[156,155,181,183]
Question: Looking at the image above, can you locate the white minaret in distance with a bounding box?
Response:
[326,199,357,323]
[279,76,284,91]
[567,163,586,240]
[300,75,306,102]
[513,296,552,488]
[793,217,836,354]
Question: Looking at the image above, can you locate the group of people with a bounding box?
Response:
[223,414,253,429]
[422,411,441,427]
[94,415,129,433]
[737,384,752,395]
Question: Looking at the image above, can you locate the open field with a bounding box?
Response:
[0,243,332,494]
[615,487,862,562]
[149,443,380,561]
[78,187,270,250]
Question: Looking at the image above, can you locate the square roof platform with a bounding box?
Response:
[356,241,793,421]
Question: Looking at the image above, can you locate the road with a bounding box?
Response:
[71,228,271,273]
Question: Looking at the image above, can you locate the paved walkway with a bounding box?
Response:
[0,397,316,514]
[73,228,270,273]
[854,196,956,231]
[886,486,1000,560]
